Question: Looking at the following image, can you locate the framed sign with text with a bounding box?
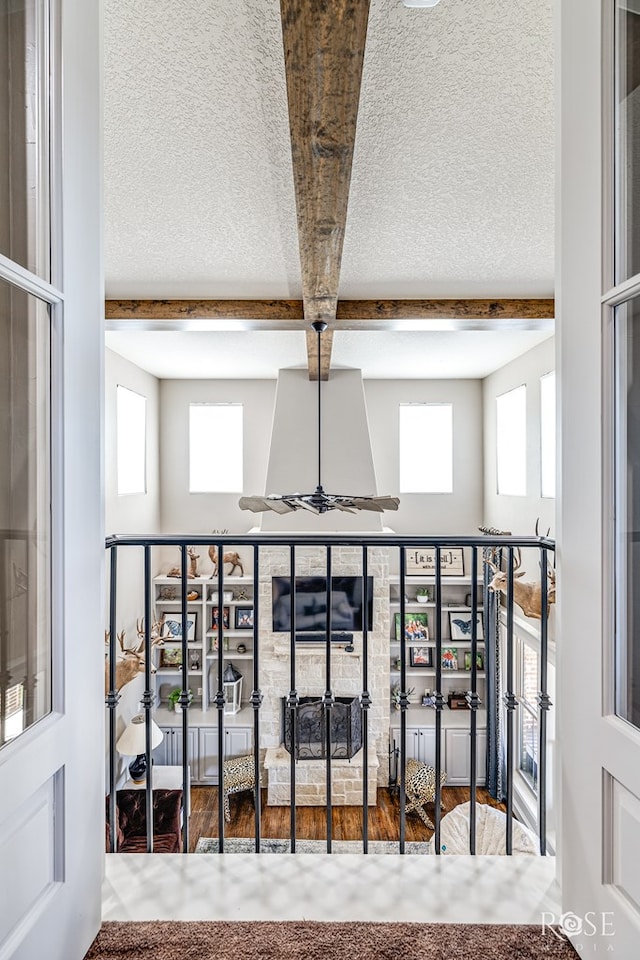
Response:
[405,547,465,577]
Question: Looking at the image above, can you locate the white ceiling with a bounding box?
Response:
[103,0,554,301]
[105,329,552,380]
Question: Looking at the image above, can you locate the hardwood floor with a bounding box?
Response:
[187,786,505,853]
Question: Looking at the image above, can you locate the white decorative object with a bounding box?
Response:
[223,677,242,715]
[429,801,539,855]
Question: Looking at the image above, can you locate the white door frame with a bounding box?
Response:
[0,1,103,958]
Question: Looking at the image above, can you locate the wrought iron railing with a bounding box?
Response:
[105,532,555,856]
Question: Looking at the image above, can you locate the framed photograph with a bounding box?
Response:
[409,645,433,668]
[405,548,465,577]
[162,612,196,641]
[441,647,458,670]
[160,647,182,668]
[464,651,484,671]
[395,612,429,643]
[235,606,254,630]
[449,611,484,641]
[211,606,230,630]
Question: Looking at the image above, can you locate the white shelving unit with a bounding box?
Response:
[151,576,255,784]
[389,574,487,785]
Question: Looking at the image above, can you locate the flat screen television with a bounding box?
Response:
[272,576,374,639]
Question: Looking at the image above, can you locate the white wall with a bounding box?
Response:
[159,378,276,537]
[104,348,161,757]
[105,347,160,536]
[364,379,484,535]
[482,337,555,537]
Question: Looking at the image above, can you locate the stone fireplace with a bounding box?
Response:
[258,543,390,807]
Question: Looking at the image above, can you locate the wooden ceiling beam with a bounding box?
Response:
[105,297,555,332]
[280,0,371,378]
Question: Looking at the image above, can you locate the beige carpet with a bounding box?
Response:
[85,920,579,959]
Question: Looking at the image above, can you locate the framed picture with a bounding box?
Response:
[160,646,182,668]
[449,611,484,641]
[235,606,254,630]
[395,612,429,642]
[464,651,484,671]
[409,645,433,667]
[441,647,458,670]
[211,606,230,630]
[162,612,196,641]
[405,548,465,577]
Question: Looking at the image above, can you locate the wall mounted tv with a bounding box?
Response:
[272,576,374,639]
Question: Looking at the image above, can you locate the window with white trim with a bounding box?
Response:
[189,403,243,493]
[399,403,453,493]
[116,385,147,495]
[496,385,527,495]
[517,640,539,792]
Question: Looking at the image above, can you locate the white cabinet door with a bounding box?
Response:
[417,727,437,766]
[199,727,221,783]
[445,728,486,785]
[225,726,253,758]
[390,726,421,762]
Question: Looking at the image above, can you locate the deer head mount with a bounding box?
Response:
[485,547,556,621]
[104,624,165,695]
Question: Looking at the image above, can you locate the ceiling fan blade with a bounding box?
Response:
[371,496,401,511]
[238,496,271,512]
[350,498,384,512]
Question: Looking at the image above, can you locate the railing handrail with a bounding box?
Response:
[106,532,556,550]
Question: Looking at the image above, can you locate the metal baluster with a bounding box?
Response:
[106,545,119,852]
[251,546,263,852]
[399,546,407,854]
[214,542,225,850]
[361,547,371,853]
[434,545,444,854]
[504,546,516,855]
[288,545,298,852]
[144,545,154,853]
[467,546,480,855]
[538,547,552,855]
[324,546,334,853]
[180,543,190,854]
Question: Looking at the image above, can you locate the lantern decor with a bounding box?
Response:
[223,662,243,716]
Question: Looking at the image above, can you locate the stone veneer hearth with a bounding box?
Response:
[258,545,390,806]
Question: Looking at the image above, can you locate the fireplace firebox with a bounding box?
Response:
[281,696,363,760]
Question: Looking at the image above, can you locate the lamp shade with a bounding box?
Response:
[116,713,163,755]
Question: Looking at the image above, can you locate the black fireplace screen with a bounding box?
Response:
[281,696,363,760]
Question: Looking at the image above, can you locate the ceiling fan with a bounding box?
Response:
[238,322,400,516]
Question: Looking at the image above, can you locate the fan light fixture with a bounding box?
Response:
[239,322,400,516]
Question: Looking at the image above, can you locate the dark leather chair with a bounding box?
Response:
[105,788,183,852]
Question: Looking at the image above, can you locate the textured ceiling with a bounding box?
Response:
[104,0,554,300]
[105,329,552,380]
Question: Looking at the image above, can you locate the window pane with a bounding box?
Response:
[189,404,243,493]
[519,643,539,790]
[540,371,556,498]
[0,0,50,279]
[0,278,51,748]
[399,404,452,493]
[496,385,527,496]
[615,1,640,283]
[116,386,146,495]
[615,296,640,727]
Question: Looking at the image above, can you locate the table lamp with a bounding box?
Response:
[116,713,163,784]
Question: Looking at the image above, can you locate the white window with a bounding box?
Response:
[189,403,243,493]
[496,385,527,496]
[540,372,556,498]
[399,403,453,493]
[116,385,147,495]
